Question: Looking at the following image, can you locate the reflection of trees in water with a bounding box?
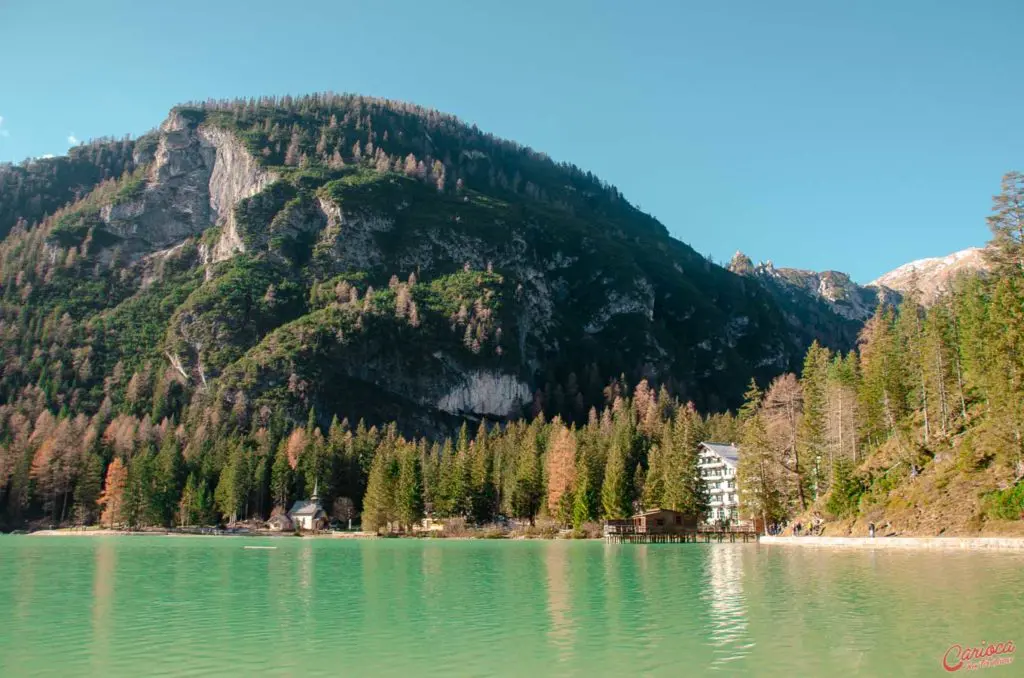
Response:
[90,540,115,675]
[545,542,575,664]
[701,545,753,669]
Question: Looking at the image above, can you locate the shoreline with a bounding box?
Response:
[760,536,1024,551]
[15,528,601,541]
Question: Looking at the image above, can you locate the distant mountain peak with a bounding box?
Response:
[729,254,891,322]
[728,251,754,275]
[869,246,990,304]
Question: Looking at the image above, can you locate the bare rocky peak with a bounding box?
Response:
[729,252,890,321]
[868,247,990,305]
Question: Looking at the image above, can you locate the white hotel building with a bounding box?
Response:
[697,442,740,525]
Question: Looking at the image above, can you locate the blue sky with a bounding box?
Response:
[1,1,1020,282]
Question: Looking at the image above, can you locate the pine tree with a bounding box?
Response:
[362,448,396,532]
[73,452,104,525]
[395,443,425,532]
[736,411,783,534]
[179,473,197,526]
[571,470,591,530]
[984,171,1024,278]
[896,287,930,442]
[663,408,708,518]
[510,421,542,524]
[469,422,497,524]
[122,452,153,529]
[800,341,829,497]
[154,432,183,526]
[858,305,909,445]
[545,419,576,524]
[600,424,631,519]
[215,443,251,524]
[271,438,293,509]
[642,442,665,510]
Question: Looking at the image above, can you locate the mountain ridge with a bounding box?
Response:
[0,94,868,439]
[869,246,990,304]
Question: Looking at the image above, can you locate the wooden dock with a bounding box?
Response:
[604,528,759,544]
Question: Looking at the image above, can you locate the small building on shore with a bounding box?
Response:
[605,508,698,536]
[288,483,327,531]
[266,512,294,532]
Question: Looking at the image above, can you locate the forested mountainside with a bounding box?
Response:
[2,94,1015,535]
[738,172,1024,537]
[0,94,861,431]
[0,136,154,240]
[0,94,866,528]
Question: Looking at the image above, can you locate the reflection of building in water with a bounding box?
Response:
[702,545,752,667]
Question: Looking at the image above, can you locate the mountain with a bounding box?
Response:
[727,252,897,352]
[869,246,990,304]
[0,95,864,437]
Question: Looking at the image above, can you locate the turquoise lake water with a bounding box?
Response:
[0,536,1021,676]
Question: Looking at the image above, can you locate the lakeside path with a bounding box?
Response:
[761,536,1024,550]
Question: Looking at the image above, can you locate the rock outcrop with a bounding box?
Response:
[730,253,896,322]
[95,111,277,264]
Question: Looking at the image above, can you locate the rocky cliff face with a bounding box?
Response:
[729,251,894,322]
[88,111,278,267]
[869,247,990,305]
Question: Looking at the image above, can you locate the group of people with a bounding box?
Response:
[790,515,825,537]
[766,521,786,536]
[769,517,884,538]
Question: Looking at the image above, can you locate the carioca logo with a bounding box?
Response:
[942,640,1016,672]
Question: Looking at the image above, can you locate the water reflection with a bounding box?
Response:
[702,545,753,668]
[1,538,1022,677]
[90,539,115,675]
[545,542,576,665]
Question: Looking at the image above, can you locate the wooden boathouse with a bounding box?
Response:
[603,508,758,544]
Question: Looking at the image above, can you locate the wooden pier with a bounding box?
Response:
[604,527,759,544]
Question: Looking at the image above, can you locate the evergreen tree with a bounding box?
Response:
[469,422,497,524]
[736,411,783,534]
[362,447,396,532]
[271,438,293,509]
[858,305,909,445]
[600,424,631,519]
[984,171,1024,278]
[663,408,708,518]
[74,452,104,526]
[642,442,665,510]
[395,443,425,532]
[154,433,184,526]
[215,443,251,524]
[799,341,829,497]
[510,421,542,524]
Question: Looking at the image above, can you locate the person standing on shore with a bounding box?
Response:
[869,523,876,538]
